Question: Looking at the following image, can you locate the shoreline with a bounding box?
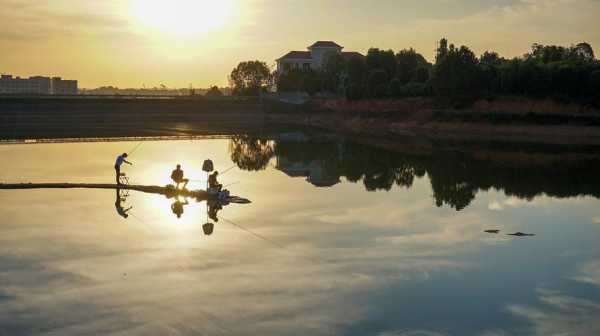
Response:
[2,96,600,146]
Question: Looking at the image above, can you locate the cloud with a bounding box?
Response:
[572,260,600,286]
[0,0,129,42]
[508,288,600,335]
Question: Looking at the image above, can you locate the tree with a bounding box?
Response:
[205,86,224,98]
[572,42,595,61]
[435,38,449,63]
[367,69,388,98]
[396,48,429,84]
[321,51,347,92]
[229,135,274,171]
[480,51,503,66]
[276,68,320,94]
[415,67,430,83]
[432,41,481,98]
[229,60,272,96]
[366,48,396,80]
[346,56,368,99]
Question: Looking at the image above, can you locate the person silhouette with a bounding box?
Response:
[171,197,189,219]
[114,153,132,185]
[208,171,222,192]
[207,199,223,222]
[171,164,189,189]
[115,189,132,219]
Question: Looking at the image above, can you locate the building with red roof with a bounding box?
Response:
[276,41,363,74]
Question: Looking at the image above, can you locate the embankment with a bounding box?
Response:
[0,97,266,139]
[265,97,600,146]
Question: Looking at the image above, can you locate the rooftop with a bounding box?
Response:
[308,41,343,49]
[277,51,312,61]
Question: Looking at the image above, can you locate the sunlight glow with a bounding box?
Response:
[132,0,233,35]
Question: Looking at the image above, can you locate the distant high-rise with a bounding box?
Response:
[0,74,77,95]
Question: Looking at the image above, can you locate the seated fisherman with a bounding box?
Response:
[208,171,222,191]
[171,164,189,189]
[171,198,189,219]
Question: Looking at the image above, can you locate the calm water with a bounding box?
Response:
[1,134,600,335]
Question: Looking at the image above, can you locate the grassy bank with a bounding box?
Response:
[265,96,600,146]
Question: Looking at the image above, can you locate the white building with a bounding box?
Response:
[276,41,363,74]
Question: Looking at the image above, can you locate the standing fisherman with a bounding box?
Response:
[114,153,132,185]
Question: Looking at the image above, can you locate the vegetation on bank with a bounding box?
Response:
[230,39,600,107]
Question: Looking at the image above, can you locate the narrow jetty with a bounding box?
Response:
[0,183,209,199]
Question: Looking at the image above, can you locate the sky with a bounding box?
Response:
[1,0,599,88]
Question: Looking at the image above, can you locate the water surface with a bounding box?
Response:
[1,135,599,335]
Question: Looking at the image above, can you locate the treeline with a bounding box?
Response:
[274,39,600,104]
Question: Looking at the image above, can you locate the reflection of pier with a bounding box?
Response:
[0,183,209,199]
[275,157,340,187]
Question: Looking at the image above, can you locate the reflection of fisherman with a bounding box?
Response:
[114,153,132,185]
[208,171,222,191]
[207,200,223,222]
[171,198,189,219]
[171,164,189,189]
[114,189,132,218]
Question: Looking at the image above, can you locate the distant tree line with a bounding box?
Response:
[230,39,599,104]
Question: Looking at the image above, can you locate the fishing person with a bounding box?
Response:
[171,164,189,189]
[114,189,132,219]
[171,198,189,219]
[114,153,132,185]
[208,171,222,192]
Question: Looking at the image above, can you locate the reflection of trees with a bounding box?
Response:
[228,135,275,171]
[229,135,600,211]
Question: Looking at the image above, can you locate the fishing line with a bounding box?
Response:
[223,181,239,188]
[218,215,328,266]
[218,164,237,176]
[128,141,144,155]
[218,215,287,250]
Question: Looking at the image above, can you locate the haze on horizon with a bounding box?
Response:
[1,0,599,89]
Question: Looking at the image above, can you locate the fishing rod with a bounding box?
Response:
[128,141,144,156]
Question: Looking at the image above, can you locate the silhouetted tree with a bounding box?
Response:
[367,69,389,98]
[396,48,429,84]
[205,86,224,98]
[366,48,396,80]
[323,52,347,91]
[229,61,272,96]
[229,135,275,171]
[432,40,481,99]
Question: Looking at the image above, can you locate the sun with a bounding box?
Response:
[132,0,233,35]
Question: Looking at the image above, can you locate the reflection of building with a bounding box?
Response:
[0,74,77,95]
[276,156,340,188]
[276,41,363,74]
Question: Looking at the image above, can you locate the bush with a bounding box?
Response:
[388,78,403,97]
[367,69,389,98]
[346,83,364,101]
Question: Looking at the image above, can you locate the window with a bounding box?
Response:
[303,63,311,71]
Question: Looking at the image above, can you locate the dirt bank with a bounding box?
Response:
[265,97,600,146]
